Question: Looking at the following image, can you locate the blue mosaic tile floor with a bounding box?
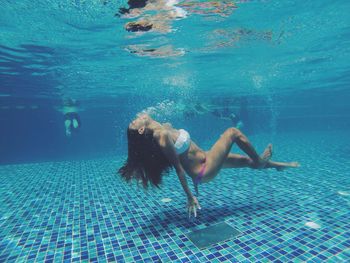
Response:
[1,131,350,262]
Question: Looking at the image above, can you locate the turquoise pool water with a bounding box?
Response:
[0,0,349,262]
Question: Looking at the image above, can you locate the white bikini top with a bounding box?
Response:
[174,129,191,155]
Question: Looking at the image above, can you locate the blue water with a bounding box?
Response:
[0,0,350,262]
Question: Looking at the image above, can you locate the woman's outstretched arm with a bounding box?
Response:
[155,130,193,198]
[155,131,201,217]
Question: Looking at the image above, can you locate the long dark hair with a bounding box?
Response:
[118,128,173,188]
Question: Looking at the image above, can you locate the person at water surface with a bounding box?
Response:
[61,98,82,137]
[118,114,299,218]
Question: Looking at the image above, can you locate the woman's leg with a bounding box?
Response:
[205,128,271,178]
[222,153,255,168]
[265,160,300,171]
[64,119,72,137]
[223,153,299,170]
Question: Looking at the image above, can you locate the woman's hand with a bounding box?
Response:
[187,196,201,218]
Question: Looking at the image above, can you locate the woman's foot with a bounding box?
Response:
[275,161,300,171]
[261,144,273,161]
[256,144,272,168]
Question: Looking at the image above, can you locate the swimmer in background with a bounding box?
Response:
[118,113,299,218]
[211,110,244,130]
[211,98,248,130]
[60,98,82,137]
[183,101,245,130]
[210,107,243,128]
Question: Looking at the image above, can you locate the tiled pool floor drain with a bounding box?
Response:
[186,222,241,249]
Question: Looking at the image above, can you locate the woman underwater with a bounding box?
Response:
[118,113,299,218]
